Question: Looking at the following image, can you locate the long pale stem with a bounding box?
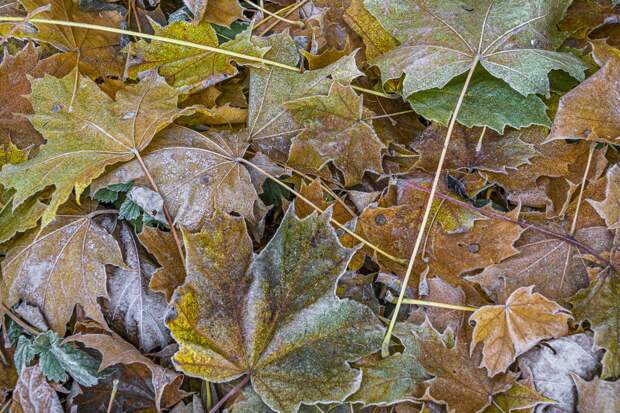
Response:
[246,0,304,28]
[381,55,480,357]
[570,143,596,236]
[0,16,393,99]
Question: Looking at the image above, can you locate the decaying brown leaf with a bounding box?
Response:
[470,286,571,377]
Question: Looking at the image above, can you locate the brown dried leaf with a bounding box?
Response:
[589,164,620,229]
[428,206,524,279]
[548,53,620,145]
[416,325,515,413]
[17,0,124,79]
[470,286,571,377]
[467,225,613,302]
[286,83,385,186]
[413,124,537,174]
[572,374,620,413]
[92,125,262,231]
[104,222,172,352]
[1,200,124,335]
[138,226,186,301]
[69,322,185,411]
[11,365,63,413]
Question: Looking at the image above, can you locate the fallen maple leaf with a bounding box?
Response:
[167,208,384,413]
[470,286,571,377]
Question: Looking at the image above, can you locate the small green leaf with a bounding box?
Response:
[408,70,551,133]
[14,335,36,374]
[119,199,142,221]
[92,181,134,203]
[31,331,100,386]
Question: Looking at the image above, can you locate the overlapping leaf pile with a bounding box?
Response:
[1,0,619,412]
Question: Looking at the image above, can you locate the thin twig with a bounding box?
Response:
[238,158,408,265]
[0,302,41,335]
[106,379,120,413]
[132,150,185,266]
[403,181,616,272]
[246,0,304,28]
[257,0,309,35]
[209,374,250,413]
[0,16,392,99]
[253,1,297,29]
[0,16,298,71]
[365,109,415,121]
[381,54,480,357]
[384,294,477,312]
[570,143,596,236]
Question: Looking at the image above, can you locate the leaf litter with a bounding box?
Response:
[0,0,619,412]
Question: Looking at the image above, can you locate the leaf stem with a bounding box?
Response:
[365,109,415,120]
[0,16,392,99]
[132,150,185,267]
[0,302,42,336]
[257,0,309,35]
[246,0,304,28]
[209,374,250,413]
[238,158,407,265]
[106,379,119,413]
[381,54,480,357]
[570,143,595,236]
[0,16,298,71]
[384,294,477,312]
[253,1,298,29]
[403,181,617,272]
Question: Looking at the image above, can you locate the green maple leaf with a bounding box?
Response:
[0,70,185,227]
[348,323,430,406]
[128,20,269,93]
[407,69,551,132]
[365,0,586,98]
[167,207,384,413]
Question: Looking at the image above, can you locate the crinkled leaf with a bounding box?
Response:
[286,83,385,186]
[167,207,385,413]
[104,222,171,352]
[470,286,571,376]
[1,200,125,335]
[365,0,586,97]
[128,21,269,93]
[0,71,184,227]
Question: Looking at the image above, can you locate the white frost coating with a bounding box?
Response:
[105,222,171,352]
[518,333,602,413]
